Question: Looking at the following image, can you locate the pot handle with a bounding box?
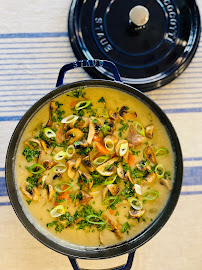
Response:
[68,251,135,270]
[56,59,122,87]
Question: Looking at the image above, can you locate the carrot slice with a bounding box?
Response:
[96,142,109,155]
[109,209,115,215]
[128,152,135,165]
[70,100,77,108]
[93,135,102,142]
[54,185,69,206]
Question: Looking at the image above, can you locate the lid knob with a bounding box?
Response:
[129,5,149,27]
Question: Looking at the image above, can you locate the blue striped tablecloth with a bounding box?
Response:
[0,0,201,269]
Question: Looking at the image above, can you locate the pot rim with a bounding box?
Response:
[5,79,183,259]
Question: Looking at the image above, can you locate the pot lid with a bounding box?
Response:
[68,0,201,91]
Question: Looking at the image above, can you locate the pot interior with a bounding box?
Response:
[6,79,183,259]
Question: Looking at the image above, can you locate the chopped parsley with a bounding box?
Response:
[121,222,131,233]
[67,87,86,98]
[98,97,106,103]
[26,174,41,193]
[118,121,129,137]
[22,147,40,162]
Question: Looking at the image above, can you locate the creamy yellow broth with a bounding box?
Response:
[16,86,174,247]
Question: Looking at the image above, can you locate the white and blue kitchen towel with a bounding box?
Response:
[0,0,202,269]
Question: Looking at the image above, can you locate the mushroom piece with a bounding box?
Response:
[46,101,58,127]
[66,128,83,145]
[144,146,157,164]
[126,170,134,184]
[96,157,118,176]
[117,163,127,180]
[102,186,109,201]
[99,231,104,245]
[145,125,154,139]
[87,119,95,144]
[105,135,118,145]
[109,110,119,121]
[107,219,122,239]
[37,150,42,164]
[55,126,65,144]
[146,171,157,183]
[127,124,146,148]
[160,178,171,191]
[82,156,94,172]
[48,185,54,201]
[79,190,93,205]
[129,209,145,218]
[37,175,47,189]
[94,118,103,134]
[32,187,40,201]
[40,140,48,154]
[136,160,147,171]
[75,156,82,169]
[42,160,58,170]
[67,160,77,179]
[108,184,119,196]
[118,106,137,121]
[20,187,33,200]
[77,117,89,129]
[78,171,93,190]
[115,140,128,156]
[25,138,41,149]
[107,120,116,134]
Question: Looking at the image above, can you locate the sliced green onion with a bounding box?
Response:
[134,122,145,137]
[155,164,165,178]
[54,151,67,161]
[75,100,91,110]
[66,145,75,158]
[50,205,65,218]
[155,148,169,157]
[134,184,142,195]
[61,115,79,124]
[103,196,118,206]
[43,128,56,138]
[86,215,106,225]
[54,183,74,193]
[104,138,114,152]
[143,191,159,200]
[128,197,142,210]
[52,164,67,173]
[119,142,128,156]
[96,107,109,118]
[93,156,109,165]
[26,164,45,174]
[104,175,117,185]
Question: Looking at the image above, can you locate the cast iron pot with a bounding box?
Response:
[6,59,183,270]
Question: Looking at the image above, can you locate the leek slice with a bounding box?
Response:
[134,122,145,137]
[52,164,67,173]
[104,138,114,152]
[50,205,65,218]
[143,191,159,200]
[104,175,117,185]
[119,142,128,156]
[66,145,75,158]
[75,100,91,110]
[96,107,109,118]
[128,197,142,210]
[54,151,66,161]
[134,184,142,195]
[155,164,165,178]
[86,215,106,225]
[26,164,45,174]
[93,156,109,165]
[54,183,74,193]
[43,128,56,138]
[61,115,79,124]
[155,148,169,157]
